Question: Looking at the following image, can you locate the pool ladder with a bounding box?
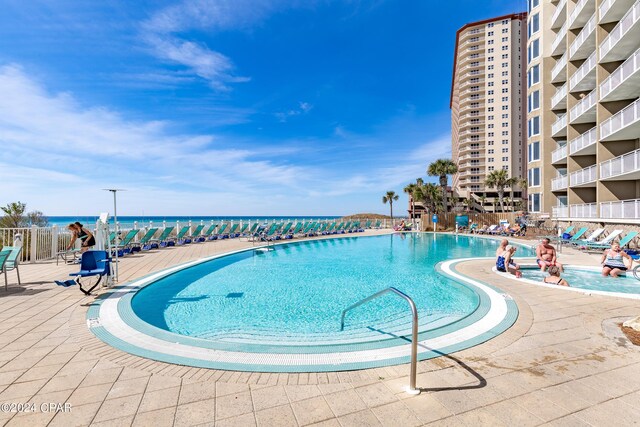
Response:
[340,287,420,395]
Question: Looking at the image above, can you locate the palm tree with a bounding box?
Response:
[382,191,399,220]
[485,170,517,213]
[415,183,441,216]
[403,183,418,219]
[478,195,487,213]
[462,197,473,212]
[427,159,458,227]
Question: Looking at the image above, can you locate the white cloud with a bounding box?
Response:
[275,101,313,122]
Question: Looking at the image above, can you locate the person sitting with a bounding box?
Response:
[496,239,509,258]
[536,238,563,272]
[543,265,569,287]
[496,245,522,278]
[601,242,632,278]
[477,224,489,234]
[394,220,406,231]
[67,222,95,254]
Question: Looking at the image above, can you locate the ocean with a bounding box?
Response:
[47,216,342,228]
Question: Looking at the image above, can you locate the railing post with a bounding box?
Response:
[51,225,59,259]
[30,225,37,263]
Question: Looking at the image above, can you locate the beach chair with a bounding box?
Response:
[365,220,372,229]
[582,229,625,251]
[557,226,588,244]
[571,228,605,246]
[467,223,478,234]
[69,250,111,296]
[373,220,382,229]
[189,225,205,243]
[237,223,249,236]
[0,246,14,291]
[117,229,141,254]
[225,223,240,238]
[153,227,175,247]
[212,224,228,240]
[136,228,158,251]
[201,224,218,241]
[278,222,293,239]
[241,223,259,240]
[323,222,336,235]
[175,226,191,245]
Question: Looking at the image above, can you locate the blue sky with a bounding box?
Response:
[0,0,523,216]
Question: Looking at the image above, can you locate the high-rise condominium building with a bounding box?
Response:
[527,0,640,224]
[451,13,528,212]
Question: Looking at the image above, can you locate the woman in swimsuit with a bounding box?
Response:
[601,242,631,278]
[67,222,96,253]
[543,265,569,287]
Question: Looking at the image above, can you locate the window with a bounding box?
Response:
[488,23,494,28]
[488,73,494,78]
[528,91,540,112]
[488,65,494,70]
[488,124,494,128]
[488,132,495,137]
[488,48,494,53]
[502,139,509,144]
[528,193,541,212]
[488,82,494,87]
[527,65,540,87]
[528,116,540,137]
[502,28,508,34]
[488,99,494,103]
[528,141,540,161]
[489,166,495,171]
[488,140,494,145]
[502,148,509,153]
[488,40,494,45]
[502,19,509,25]
[502,96,509,101]
[528,13,540,37]
[527,39,540,63]
[502,79,509,84]
[502,165,509,170]
[488,31,494,36]
[502,37,509,42]
[528,168,540,186]
[488,149,495,154]
[502,122,508,127]
[502,130,509,136]
[488,56,494,61]
[488,115,494,120]
[529,0,539,10]
[502,113,509,118]
[502,105,509,110]
[502,71,508,76]
[488,107,494,112]
[489,158,494,162]
[502,46,508,51]
[502,62,508,67]
[488,90,494,95]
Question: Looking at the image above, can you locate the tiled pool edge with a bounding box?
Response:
[86,248,519,372]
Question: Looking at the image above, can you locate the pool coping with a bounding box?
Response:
[87,236,519,372]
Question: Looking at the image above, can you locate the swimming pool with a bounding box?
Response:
[88,233,519,372]
[519,266,640,299]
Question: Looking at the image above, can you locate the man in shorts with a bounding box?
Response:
[536,237,563,272]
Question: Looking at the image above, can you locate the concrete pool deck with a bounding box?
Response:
[1,231,639,426]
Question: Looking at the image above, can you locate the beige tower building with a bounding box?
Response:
[527,0,640,224]
[451,13,528,212]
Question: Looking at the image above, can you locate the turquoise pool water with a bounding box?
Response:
[131,234,508,345]
[522,267,640,295]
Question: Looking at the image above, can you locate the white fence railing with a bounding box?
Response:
[552,114,567,135]
[600,0,640,60]
[552,21,568,55]
[570,126,597,154]
[552,206,569,218]
[600,198,640,219]
[569,14,596,59]
[551,175,569,191]
[570,89,596,122]
[551,83,567,108]
[600,148,640,179]
[569,51,596,91]
[568,0,593,28]
[570,164,598,186]
[552,0,568,29]
[570,203,598,218]
[600,47,640,99]
[600,97,640,140]
[552,145,568,163]
[552,52,568,82]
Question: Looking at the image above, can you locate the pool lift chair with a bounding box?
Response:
[69,250,111,296]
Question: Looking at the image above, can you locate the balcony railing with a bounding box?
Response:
[552,206,569,218]
[552,114,567,135]
[600,0,615,19]
[600,0,640,61]
[551,0,568,29]
[570,89,597,122]
[551,175,569,190]
[600,97,640,140]
[569,51,597,91]
[570,203,598,218]
[600,198,640,219]
[551,53,567,82]
[570,164,597,186]
[551,21,568,55]
[569,14,596,59]
[569,0,595,29]
[551,83,567,108]
[600,47,640,100]
[600,148,640,179]
[552,145,568,163]
[569,126,597,154]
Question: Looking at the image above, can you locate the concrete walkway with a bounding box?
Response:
[0,231,639,426]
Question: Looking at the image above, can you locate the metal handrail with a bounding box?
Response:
[340,287,420,394]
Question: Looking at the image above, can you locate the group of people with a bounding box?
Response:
[495,234,634,285]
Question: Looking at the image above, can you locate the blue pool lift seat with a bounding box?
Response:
[69,250,111,296]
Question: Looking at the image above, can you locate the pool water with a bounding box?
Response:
[523,267,640,295]
[131,234,507,345]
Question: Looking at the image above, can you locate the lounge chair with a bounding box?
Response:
[241,223,259,240]
[278,222,293,239]
[175,226,191,245]
[212,224,228,240]
[190,225,205,243]
[135,228,159,251]
[467,223,478,234]
[571,228,605,246]
[153,227,175,247]
[116,229,140,255]
[69,250,111,295]
[225,223,240,238]
[373,220,382,229]
[237,223,249,236]
[0,247,19,291]
[202,224,219,241]
[557,226,588,245]
[582,229,625,251]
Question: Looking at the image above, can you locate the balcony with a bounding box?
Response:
[570,164,598,187]
[569,51,597,92]
[551,0,567,30]
[551,53,568,83]
[600,97,640,140]
[600,0,640,63]
[600,0,636,24]
[569,0,596,29]
[600,47,640,102]
[552,206,569,218]
[600,198,640,219]
[569,89,597,123]
[551,22,568,56]
[551,175,569,191]
[570,203,598,218]
[600,148,640,180]
[569,14,596,60]
[551,144,568,164]
[551,83,568,109]
[569,126,597,155]
[551,113,568,137]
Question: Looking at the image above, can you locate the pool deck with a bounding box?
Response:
[1,231,639,426]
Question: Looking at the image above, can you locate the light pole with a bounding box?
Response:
[103,189,125,283]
